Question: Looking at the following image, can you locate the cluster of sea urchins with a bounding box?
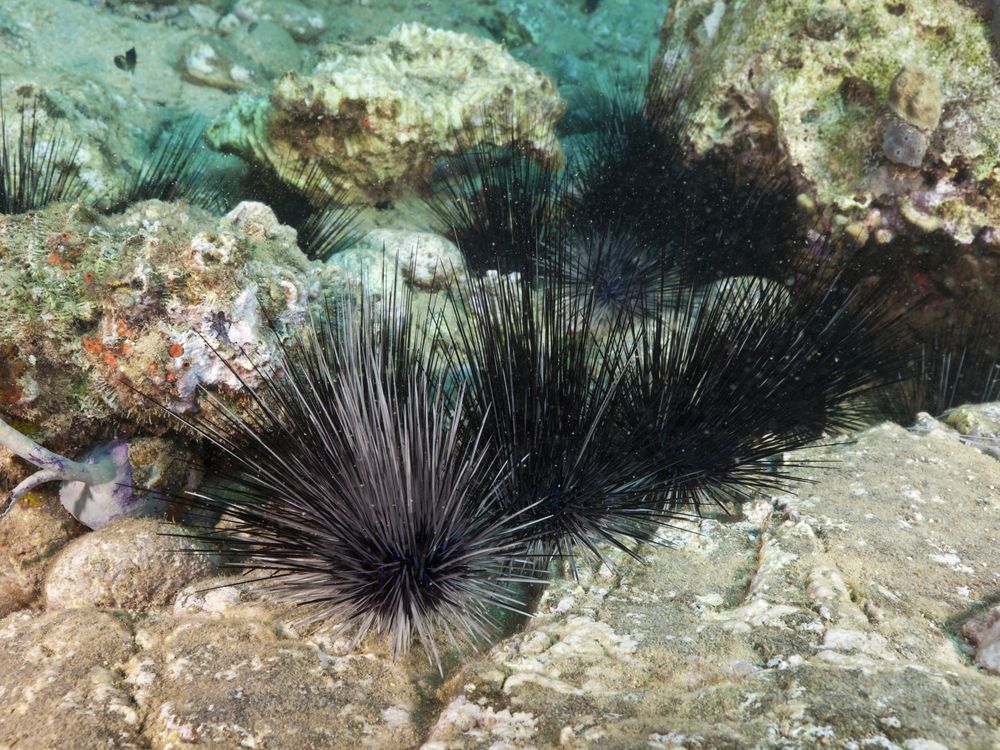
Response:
[168,62,914,667]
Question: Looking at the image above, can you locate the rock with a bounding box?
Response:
[225,198,300,244]
[206,23,565,204]
[44,518,216,612]
[0,609,141,749]
[2,421,1000,747]
[655,0,1000,250]
[0,0,253,209]
[964,605,1000,673]
[941,401,1000,458]
[0,73,152,208]
[0,601,422,750]
[229,19,301,78]
[883,119,929,167]
[0,199,343,484]
[480,10,536,48]
[0,489,81,617]
[425,424,1000,748]
[332,229,466,293]
[232,0,325,42]
[804,7,849,41]
[125,617,420,748]
[888,65,944,131]
[217,11,241,35]
[991,0,1000,52]
[186,2,219,28]
[178,34,256,91]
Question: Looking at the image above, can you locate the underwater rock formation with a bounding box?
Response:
[232,0,326,42]
[206,23,565,204]
[656,0,1000,250]
[0,489,80,618]
[43,518,215,612]
[178,34,259,92]
[0,199,346,490]
[332,228,467,294]
[965,603,1000,674]
[2,421,1000,747]
[425,422,1000,748]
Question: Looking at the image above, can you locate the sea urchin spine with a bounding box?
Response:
[170,294,537,666]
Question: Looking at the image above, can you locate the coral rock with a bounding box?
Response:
[964,605,1000,673]
[229,20,301,78]
[0,199,343,486]
[206,23,565,204]
[44,518,216,612]
[655,0,1000,250]
[426,424,1000,748]
[0,610,141,748]
[0,490,81,617]
[332,229,467,293]
[883,119,929,167]
[232,0,326,42]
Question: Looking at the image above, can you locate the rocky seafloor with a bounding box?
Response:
[3,410,1000,749]
[1,0,999,748]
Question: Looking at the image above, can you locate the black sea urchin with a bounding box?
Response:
[426,117,566,279]
[874,312,1000,426]
[110,121,227,213]
[237,160,363,261]
[0,83,85,214]
[171,295,536,665]
[617,263,908,514]
[439,264,677,570]
[546,223,674,328]
[570,68,805,287]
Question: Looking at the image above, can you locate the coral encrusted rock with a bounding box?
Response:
[424,422,1000,748]
[0,200,348,486]
[44,518,215,612]
[206,22,565,204]
[655,0,1000,250]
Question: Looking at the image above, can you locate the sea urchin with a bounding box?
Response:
[171,293,537,666]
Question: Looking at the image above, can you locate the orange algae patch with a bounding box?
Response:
[81,336,103,354]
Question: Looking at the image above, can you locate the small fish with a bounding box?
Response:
[114,47,137,74]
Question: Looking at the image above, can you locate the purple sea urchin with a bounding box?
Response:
[171,293,536,665]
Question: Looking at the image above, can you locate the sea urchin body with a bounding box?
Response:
[174,295,535,666]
